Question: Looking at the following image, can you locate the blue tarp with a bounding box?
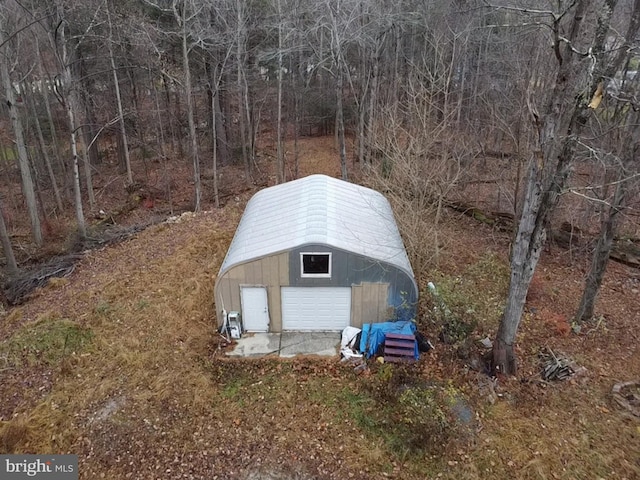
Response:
[359,321,419,359]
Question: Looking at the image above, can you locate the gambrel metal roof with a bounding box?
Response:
[219,174,415,280]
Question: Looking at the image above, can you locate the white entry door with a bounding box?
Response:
[241,287,270,332]
[281,287,351,331]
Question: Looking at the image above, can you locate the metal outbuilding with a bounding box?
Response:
[214,174,418,333]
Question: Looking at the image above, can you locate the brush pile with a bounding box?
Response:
[3,223,154,305]
[539,348,577,381]
[4,254,82,305]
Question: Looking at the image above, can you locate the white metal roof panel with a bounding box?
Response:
[219,175,415,280]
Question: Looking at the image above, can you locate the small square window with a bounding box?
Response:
[301,253,331,277]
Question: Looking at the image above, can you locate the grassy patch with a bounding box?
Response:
[0,317,93,368]
[335,388,378,430]
[425,251,510,340]
[206,359,464,471]
[135,299,150,311]
[208,359,464,459]
[94,301,115,317]
[221,377,246,400]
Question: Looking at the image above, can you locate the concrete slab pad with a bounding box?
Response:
[279,332,340,358]
[227,333,281,358]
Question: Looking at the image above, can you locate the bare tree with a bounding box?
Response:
[492,0,640,375]
[107,2,133,185]
[26,86,64,213]
[207,54,233,207]
[318,0,361,180]
[366,63,466,272]
[143,0,205,210]
[36,38,67,199]
[276,0,285,184]
[575,59,640,322]
[178,1,204,211]
[52,2,87,238]
[235,0,253,187]
[0,4,43,246]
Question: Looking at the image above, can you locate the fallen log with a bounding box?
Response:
[444,200,514,232]
[445,201,640,269]
[549,222,588,250]
[610,240,640,268]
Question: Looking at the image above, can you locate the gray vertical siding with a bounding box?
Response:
[215,245,418,333]
[289,244,418,321]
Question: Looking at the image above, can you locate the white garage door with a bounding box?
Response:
[281,287,351,331]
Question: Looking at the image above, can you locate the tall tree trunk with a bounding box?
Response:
[214,85,229,166]
[65,86,87,240]
[181,7,202,211]
[365,44,380,165]
[494,119,587,374]
[58,9,87,239]
[43,85,68,195]
[291,39,300,179]
[493,154,547,374]
[456,55,468,129]
[74,47,96,212]
[163,75,178,155]
[153,68,173,214]
[127,51,141,144]
[276,0,285,184]
[389,25,402,117]
[108,4,133,184]
[243,70,256,170]
[207,61,230,166]
[80,129,96,212]
[492,0,635,375]
[77,45,100,169]
[573,4,640,322]
[237,0,251,186]
[28,90,64,213]
[208,59,225,209]
[175,89,185,158]
[211,81,220,209]
[575,107,640,322]
[0,28,43,246]
[77,48,100,190]
[356,57,366,166]
[171,53,185,159]
[37,40,67,196]
[326,0,348,180]
[575,178,626,323]
[336,67,347,181]
[67,97,86,240]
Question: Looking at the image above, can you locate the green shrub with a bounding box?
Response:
[425,252,510,341]
[395,386,451,450]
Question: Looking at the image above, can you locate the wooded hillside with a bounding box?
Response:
[1,1,639,371]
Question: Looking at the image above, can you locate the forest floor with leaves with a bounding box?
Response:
[0,136,639,479]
